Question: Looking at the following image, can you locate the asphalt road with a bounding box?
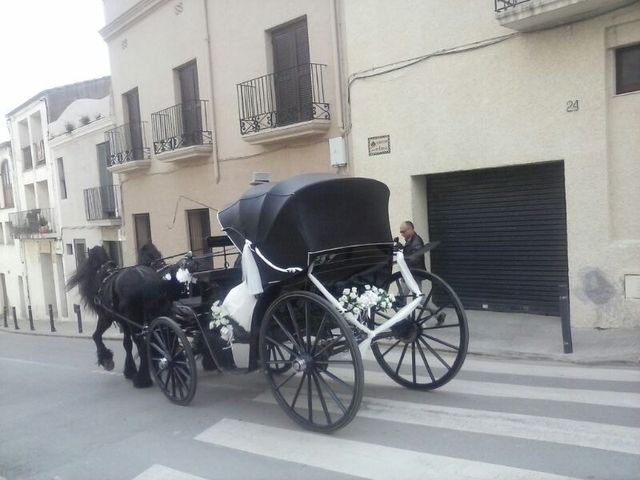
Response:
[1,332,639,480]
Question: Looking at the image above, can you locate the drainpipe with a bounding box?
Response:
[330,0,350,174]
[203,0,221,183]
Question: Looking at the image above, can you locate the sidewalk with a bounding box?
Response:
[1,310,639,366]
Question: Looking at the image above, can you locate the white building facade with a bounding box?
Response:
[100,0,348,265]
[342,0,640,327]
[4,77,115,321]
[0,141,26,322]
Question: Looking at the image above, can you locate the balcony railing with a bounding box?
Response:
[22,146,33,170]
[151,100,213,155]
[104,122,150,168]
[495,0,530,12]
[9,208,56,238]
[83,185,121,221]
[237,63,330,135]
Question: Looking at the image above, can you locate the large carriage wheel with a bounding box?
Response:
[371,270,468,390]
[260,291,364,433]
[147,316,197,406]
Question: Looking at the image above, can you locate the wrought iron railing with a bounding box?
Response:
[151,100,213,154]
[104,122,150,168]
[495,0,531,12]
[237,63,330,135]
[83,185,121,221]
[22,146,33,170]
[9,207,56,238]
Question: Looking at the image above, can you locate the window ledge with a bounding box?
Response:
[107,159,151,174]
[242,119,330,145]
[155,144,213,164]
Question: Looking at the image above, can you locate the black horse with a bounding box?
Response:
[67,246,171,388]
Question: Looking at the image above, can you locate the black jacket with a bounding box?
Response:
[403,233,426,270]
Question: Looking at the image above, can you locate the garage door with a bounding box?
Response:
[426,161,568,315]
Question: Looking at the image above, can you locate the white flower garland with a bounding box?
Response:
[337,285,396,322]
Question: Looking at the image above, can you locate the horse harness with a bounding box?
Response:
[94,262,146,333]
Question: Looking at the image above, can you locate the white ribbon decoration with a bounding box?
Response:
[395,250,422,296]
[242,240,264,295]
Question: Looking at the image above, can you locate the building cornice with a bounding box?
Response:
[100,0,171,41]
[48,117,115,148]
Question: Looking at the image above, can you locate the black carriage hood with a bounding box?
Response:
[218,174,393,269]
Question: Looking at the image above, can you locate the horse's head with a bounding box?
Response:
[138,242,166,269]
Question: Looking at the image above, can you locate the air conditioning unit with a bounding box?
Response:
[329,137,347,167]
[250,172,270,185]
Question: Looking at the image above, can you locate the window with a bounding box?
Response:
[616,44,640,94]
[73,239,87,268]
[57,157,67,199]
[1,159,13,208]
[66,243,73,255]
[5,222,14,245]
[0,223,4,244]
[187,208,212,269]
[133,213,152,253]
[124,88,144,160]
[104,241,123,267]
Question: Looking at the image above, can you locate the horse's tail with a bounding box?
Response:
[66,246,110,312]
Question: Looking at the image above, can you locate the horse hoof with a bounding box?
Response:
[103,359,115,371]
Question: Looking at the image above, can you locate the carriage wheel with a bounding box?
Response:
[260,291,364,433]
[147,316,197,406]
[371,270,468,390]
[265,342,294,375]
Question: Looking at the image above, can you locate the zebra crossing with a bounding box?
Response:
[132,356,640,480]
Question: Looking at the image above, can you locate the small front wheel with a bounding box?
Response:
[147,316,197,405]
[260,291,364,433]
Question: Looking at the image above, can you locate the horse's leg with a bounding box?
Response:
[92,315,114,371]
[132,330,152,388]
[122,327,137,379]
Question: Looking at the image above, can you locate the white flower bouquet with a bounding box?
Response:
[210,300,234,344]
[337,285,396,322]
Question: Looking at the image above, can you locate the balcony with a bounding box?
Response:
[9,208,56,239]
[237,63,331,145]
[105,122,151,173]
[83,185,122,224]
[495,0,638,31]
[151,100,213,163]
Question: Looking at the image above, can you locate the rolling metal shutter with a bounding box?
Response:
[426,161,568,315]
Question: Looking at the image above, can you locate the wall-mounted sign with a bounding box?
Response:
[368,135,390,156]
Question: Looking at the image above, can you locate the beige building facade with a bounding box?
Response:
[342,0,640,327]
[101,0,347,265]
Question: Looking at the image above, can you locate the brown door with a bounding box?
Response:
[178,62,202,146]
[272,19,311,126]
[124,88,143,160]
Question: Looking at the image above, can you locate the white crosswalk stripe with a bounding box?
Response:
[364,353,640,382]
[253,391,640,455]
[132,464,208,480]
[333,367,640,408]
[195,418,582,480]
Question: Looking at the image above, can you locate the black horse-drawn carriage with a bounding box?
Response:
[78,174,469,432]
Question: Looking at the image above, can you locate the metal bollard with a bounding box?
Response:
[28,305,35,330]
[559,283,573,354]
[74,304,82,334]
[3,306,7,328]
[12,306,19,330]
[48,304,56,332]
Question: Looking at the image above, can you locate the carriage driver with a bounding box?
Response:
[399,221,426,270]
